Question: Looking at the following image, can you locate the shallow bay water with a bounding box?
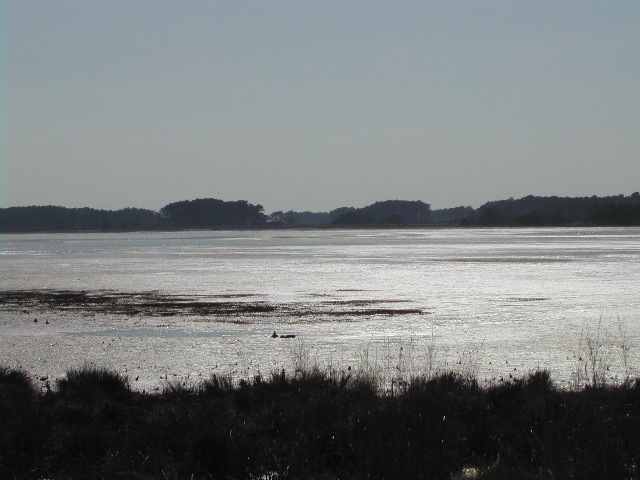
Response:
[1,227,639,391]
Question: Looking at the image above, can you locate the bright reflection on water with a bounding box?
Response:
[1,228,639,391]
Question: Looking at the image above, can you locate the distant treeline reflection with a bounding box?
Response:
[1,193,639,231]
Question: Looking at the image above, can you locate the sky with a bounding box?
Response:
[2,1,639,213]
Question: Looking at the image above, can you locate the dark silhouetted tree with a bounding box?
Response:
[160,198,266,228]
[333,211,374,225]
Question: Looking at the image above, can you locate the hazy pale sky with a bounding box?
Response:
[2,1,639,213]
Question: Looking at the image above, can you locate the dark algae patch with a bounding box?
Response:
[3,366,640,479]
[0,290,275,317]
[0,289,425,321]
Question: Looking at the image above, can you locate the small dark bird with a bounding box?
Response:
[272,331,278,338]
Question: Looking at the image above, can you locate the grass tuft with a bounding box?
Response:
[201,373,234,397]
[57,365,131,402]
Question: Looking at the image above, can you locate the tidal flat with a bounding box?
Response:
[1,228,639,392]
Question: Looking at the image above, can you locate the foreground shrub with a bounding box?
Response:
[0,365,36,394]
[56,365,130,402]
[2,367,640,479]
[0,367,45,477]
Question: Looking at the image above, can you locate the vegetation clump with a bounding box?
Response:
[1,366,640,479]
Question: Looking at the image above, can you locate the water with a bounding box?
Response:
[1,227,639,390]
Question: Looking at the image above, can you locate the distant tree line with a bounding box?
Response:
[0,206,158,232]
[268,200,431,226]
[1,193,639,232]
[267,194,640,227]
[587,202,640,226]
[458,193,640,226]
[429,206,475,224]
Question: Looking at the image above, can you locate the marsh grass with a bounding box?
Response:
[349,334,443,396]
[573,317,635,389]
[200,373,235,396]
[3,364,640,479]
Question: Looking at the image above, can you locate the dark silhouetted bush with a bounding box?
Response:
[0,367,45,476]
[57,365,131,402]
[3,365,640,479]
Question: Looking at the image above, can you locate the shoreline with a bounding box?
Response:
[0,223,616,234]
